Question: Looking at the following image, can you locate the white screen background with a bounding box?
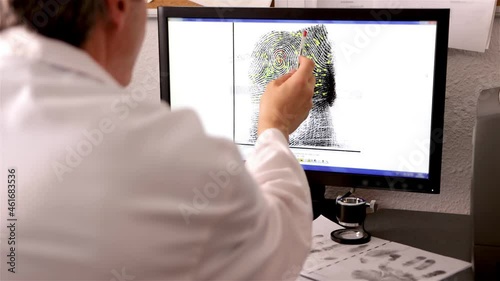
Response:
[168,21,234,140]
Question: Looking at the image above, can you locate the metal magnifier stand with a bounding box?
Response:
[330,189,377,245]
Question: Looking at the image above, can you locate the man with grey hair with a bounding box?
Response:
[0,1,316,280]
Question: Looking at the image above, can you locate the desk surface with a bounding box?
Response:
[147,0,201,8]
[364,209,473,280]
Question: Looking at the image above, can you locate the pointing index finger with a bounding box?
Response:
[297,56,315,76]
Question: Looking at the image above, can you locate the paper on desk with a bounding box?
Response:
[371,0,496,52]
[190,0,272,7]
[372,0,450,9]
[448,0,497,52]
[299,215,471,281]
[275,0,305,8]
[275,0,497,52]
[301,216,389,274]
[275,0,451,9]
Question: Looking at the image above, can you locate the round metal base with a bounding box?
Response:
[331,229,371,245]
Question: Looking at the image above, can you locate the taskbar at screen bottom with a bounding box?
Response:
[302,164,429,179]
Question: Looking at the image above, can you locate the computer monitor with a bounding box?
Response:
[158,7,450,194]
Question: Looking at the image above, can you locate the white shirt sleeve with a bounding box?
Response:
[194,128,313,281]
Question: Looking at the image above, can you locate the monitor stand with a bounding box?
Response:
[310,184,328,220]
[310,184,377,245]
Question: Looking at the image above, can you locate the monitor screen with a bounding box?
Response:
[158,8,449,193]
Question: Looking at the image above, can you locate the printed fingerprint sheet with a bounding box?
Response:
[299,216,471,281]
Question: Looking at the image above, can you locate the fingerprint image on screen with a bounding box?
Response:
[235,24,341,148]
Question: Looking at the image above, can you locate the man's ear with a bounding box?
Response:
[105,0,128,30]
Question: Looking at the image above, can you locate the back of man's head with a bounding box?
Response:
[1,0,147,86]
[0,0,106,47]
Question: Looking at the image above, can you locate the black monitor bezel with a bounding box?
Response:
[158,7,449,194]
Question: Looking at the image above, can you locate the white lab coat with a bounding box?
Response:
[0,27,312,281]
